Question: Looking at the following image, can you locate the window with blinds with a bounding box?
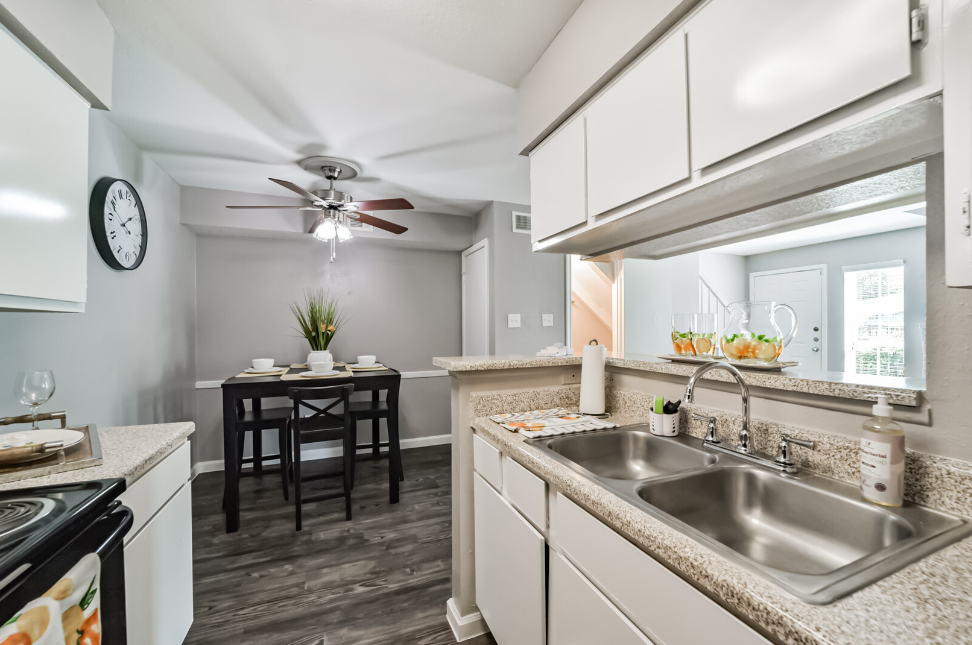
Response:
[843,261,905,377]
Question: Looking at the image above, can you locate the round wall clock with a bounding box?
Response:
[89,177,147,270]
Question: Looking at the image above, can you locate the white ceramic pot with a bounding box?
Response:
[307,350,332,366]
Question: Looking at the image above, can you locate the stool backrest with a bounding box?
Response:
[288,384,354,428]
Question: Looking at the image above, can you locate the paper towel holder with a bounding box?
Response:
[580,340,610,418]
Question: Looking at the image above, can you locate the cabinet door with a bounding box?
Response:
[124,483,194,645]
[587,31,689,216]
[0,27,88,310]
[473,473,545,645]
[687,0,912,170]
[530,117,586,243]
[549,552,654,645]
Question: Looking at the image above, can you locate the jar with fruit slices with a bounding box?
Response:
[720,302,798,364]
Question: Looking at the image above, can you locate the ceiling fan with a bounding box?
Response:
[225,157,412,261]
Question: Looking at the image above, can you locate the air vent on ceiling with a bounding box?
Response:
[348,219,374,232]
[512,211,531,234]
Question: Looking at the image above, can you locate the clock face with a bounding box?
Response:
[103,181,143,269]
[90,178,147,271]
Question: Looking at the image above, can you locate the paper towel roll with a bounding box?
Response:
[579,343,607,414]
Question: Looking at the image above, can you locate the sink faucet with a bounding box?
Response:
[684,362,752,453]
[683,362,816,474]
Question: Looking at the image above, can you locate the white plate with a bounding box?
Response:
[244,366,281,373]
[349,363,384,369]
[0,428,85,451]
[299,370,340,377]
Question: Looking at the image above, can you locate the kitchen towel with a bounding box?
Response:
[489,408,618,438]
[579,343,607,414]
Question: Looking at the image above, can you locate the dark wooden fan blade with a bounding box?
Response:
[269,178,321,202]
[348,198,413,211]
[226,205,306,209]
[349,212,408,234]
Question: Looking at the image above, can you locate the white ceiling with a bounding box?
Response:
[705,204,927,256]
[94,0,583,215]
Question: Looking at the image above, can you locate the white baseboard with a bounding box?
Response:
[190,433,451,480]
[446,598,489,642]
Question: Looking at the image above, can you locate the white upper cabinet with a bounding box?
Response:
[0,28,89,312]
[586,31,690,217]
[687,0,913,170]
[530,116,587,243]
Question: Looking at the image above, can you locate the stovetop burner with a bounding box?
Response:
[0,498,54,541]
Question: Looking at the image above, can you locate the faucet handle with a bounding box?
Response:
[691,414,720,444]
[774,435,815,467]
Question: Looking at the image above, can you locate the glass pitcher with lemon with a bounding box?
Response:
[720,302,798,364]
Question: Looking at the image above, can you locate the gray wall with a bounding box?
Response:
[745,227,926,377]
[473,201,566,355]
[0,110,196,428]
[192,233,461,463]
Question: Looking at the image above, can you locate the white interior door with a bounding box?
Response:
[462,240,489,356]
[752,267,825,369]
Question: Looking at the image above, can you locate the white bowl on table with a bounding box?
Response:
[251,358,274,371]
[356,355,377,367]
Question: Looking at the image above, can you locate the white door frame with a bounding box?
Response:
[564,255,572,348]
[462,239,489,356]
[749,264,828,370]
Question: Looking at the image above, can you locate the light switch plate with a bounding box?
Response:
[542,314,553,327]
[507,313,521,328]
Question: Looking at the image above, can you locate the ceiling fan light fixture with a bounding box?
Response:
[336,222,352,242]
[315,218,337,241]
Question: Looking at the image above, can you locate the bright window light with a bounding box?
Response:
[843,261,905,377]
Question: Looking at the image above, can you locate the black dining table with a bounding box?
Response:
[220,365,402,533]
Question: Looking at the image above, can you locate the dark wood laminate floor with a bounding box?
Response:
[186,444,496,645]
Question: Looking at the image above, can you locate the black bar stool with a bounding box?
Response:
[288,384,355,531]
[349,391,404,485]
[222,398,291,509]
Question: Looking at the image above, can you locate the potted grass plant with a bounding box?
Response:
[290,289,344,366]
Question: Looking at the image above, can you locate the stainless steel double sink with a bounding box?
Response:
[528,425,972,604]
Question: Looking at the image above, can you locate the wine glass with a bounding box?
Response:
[13,371,56,429]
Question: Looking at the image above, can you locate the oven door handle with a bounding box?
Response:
[94,504,134,557]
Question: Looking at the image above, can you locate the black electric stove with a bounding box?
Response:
[0,479,132,643]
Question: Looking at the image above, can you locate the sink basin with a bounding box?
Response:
[527,425,972,603]
[534,427,717,480]
[638,466,916,575]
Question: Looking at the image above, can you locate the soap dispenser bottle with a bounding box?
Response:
[860,395,905,506]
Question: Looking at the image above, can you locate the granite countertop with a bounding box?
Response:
[474,415,972,645]
[0,422,195,492]
[433,353,924,406]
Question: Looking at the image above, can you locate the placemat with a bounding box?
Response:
[349,365,388,371]
[235,367,290,378]
[290,362,348,369]
[280,367,353,381]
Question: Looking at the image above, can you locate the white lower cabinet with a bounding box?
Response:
[556,493,770,645]
[549,552,653,645]
[473,473,545,645]
[120,443,194,645]
[471,442,769,645]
